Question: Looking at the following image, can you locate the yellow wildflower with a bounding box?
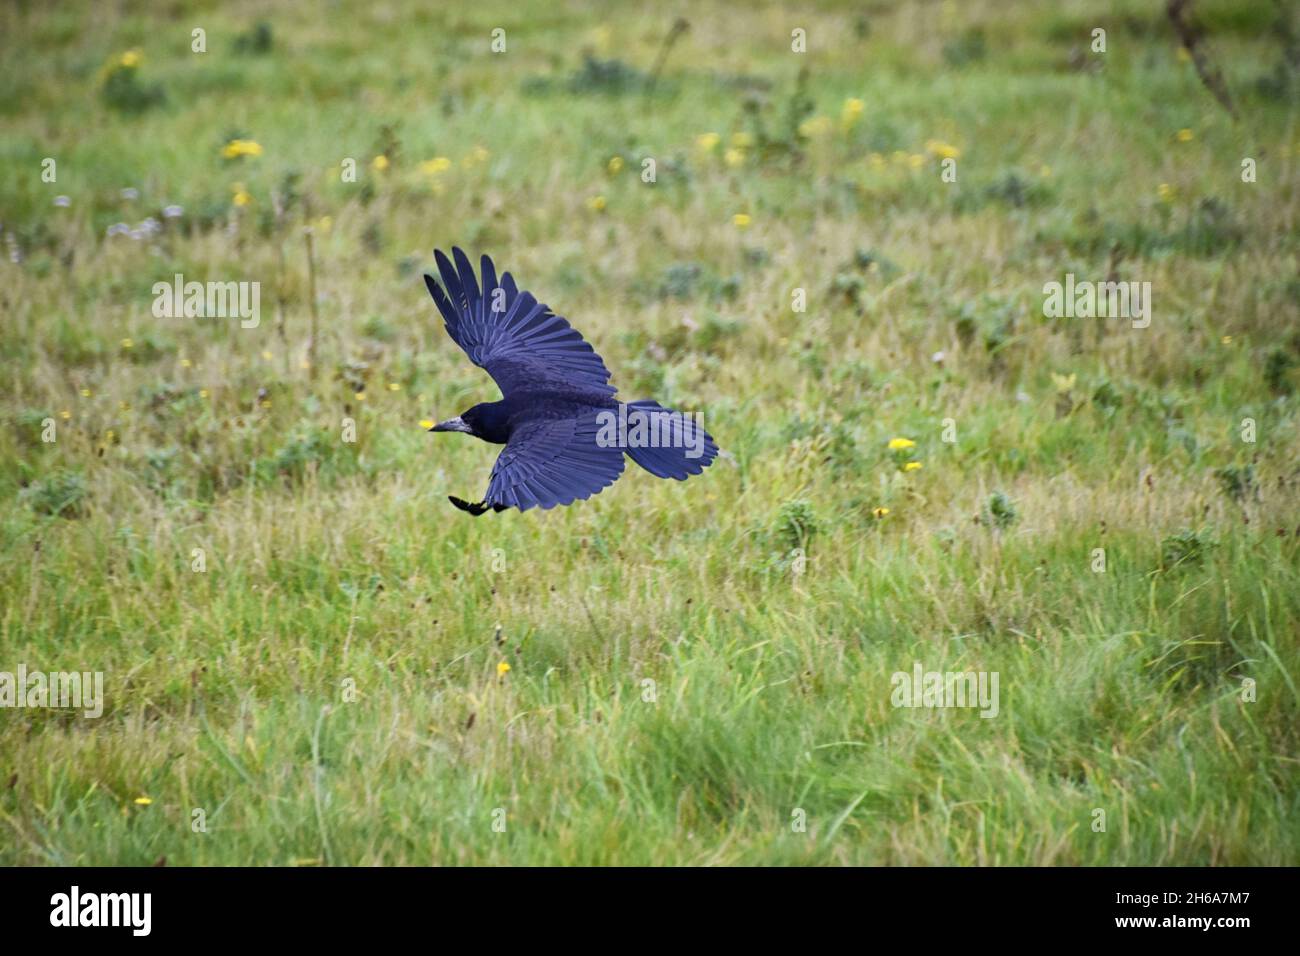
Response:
[1175,128,1194,143]
[732,213,752,228]
[925,139,961,160]
[371,154,390,171]
[841,97,865,128]
[1051,372,1077,393]
[419,419,435,430]
[497,661,511,677]
[119,50,142,69]
[607,156,624,174]
[586,195,607,212]
[221,139,263,160]
[873,507,890,518]
[724,148,746,167]
[903,461,923,473]
[888,437,915,450]
[420,157,452,175]
[133,796,152,806]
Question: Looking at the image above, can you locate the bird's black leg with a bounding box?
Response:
[448,495,502,516]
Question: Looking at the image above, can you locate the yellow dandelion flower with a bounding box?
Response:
[371,154,390,171]
[607,156,624,174]
[1221,335,1232,345]
[903,461,923,472]
[841,97,865,128]
[419,419,435,430]
[695,132,721,152]
[497,660,511,677]
[873,507,890,518]
[387,382,400,391]
[355,391,366,401]
[80,388,92,398]
[60,410,71,420]
[419,157,452,176]
[586,195,607,212]
[199,389,209,398]
[119,50,142,69]
[1051,372,1077,393]
[732,213,752,228]
[133,796,152,806]
[232,183,253,207]
[888,437,915,450]
[924,139,961,160]
[121,338,134,348]
[221,139,263,160]
[1175,128,1194,143]
[724,148,746,167]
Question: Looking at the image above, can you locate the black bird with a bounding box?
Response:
[423,248,718,514]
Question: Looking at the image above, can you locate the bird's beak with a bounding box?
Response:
[429,416,472,434]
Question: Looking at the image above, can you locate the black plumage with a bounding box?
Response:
[423,248,718,514]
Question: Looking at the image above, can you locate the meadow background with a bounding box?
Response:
[1,0,1298,865]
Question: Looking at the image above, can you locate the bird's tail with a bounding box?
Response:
[620,400,719,480]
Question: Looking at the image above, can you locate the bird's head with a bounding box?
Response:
[427,401,509,444]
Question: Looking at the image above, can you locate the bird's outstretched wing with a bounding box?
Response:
[424,248,616,397]
[483,414,626,511]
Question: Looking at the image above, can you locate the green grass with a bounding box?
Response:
[1,0,1298,865]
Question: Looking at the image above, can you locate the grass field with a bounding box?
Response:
[2,0,1298,865]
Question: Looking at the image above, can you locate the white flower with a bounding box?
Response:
[53,195,71,208]
[163,204,183,218]
[106,223,129,237]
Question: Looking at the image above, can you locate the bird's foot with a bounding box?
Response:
[449,495,507,516]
